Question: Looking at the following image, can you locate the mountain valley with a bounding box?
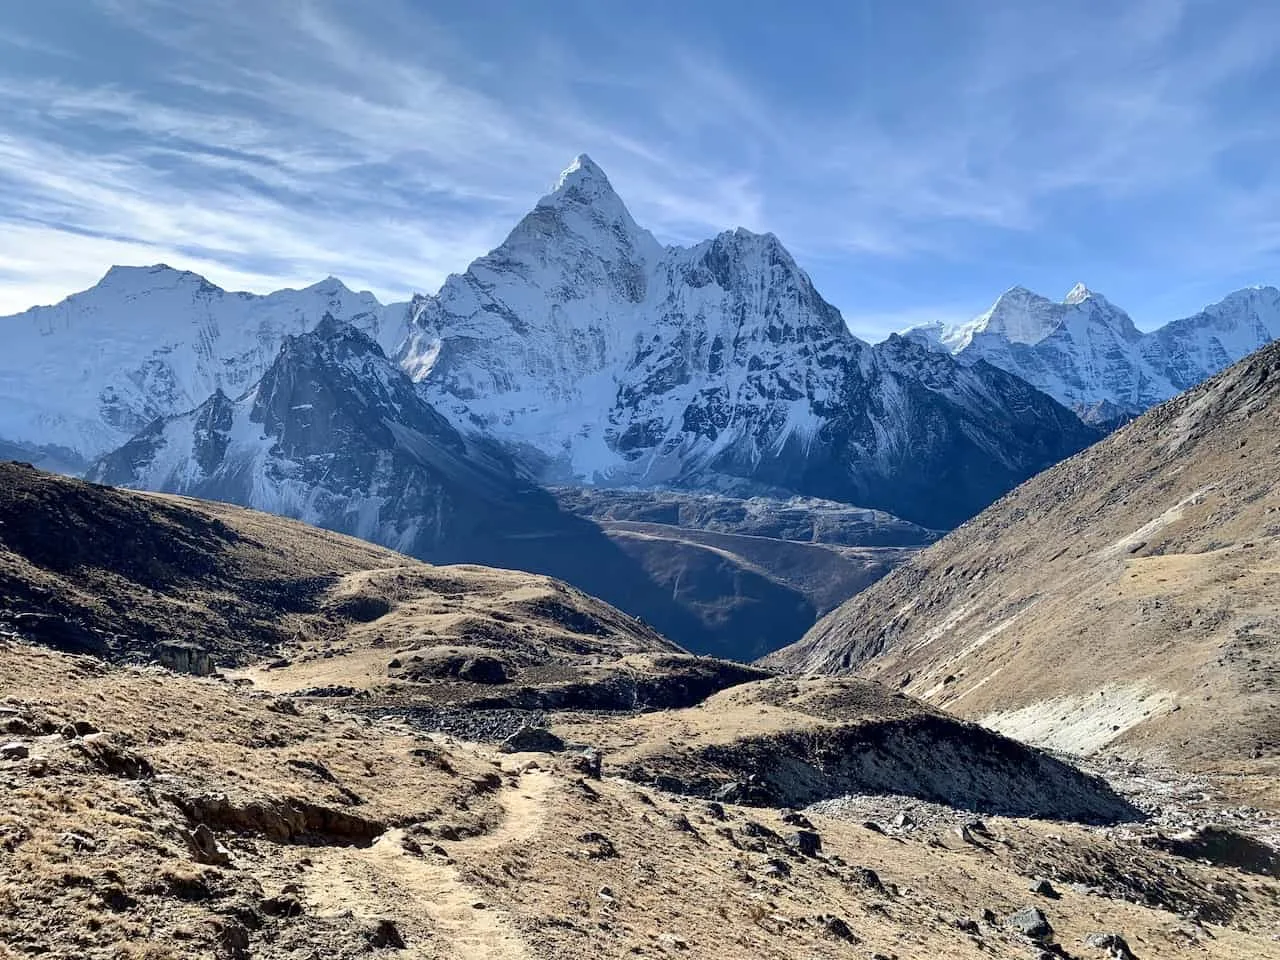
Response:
[4,463,1280,959]
[9,3,1280,957]
[0,155,1133,657]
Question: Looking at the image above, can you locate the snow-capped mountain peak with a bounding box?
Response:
[392,155,1097,527]
[906,281,1280,423]
[543,152,611,200]
[94,263,215,296]
[980,285,1067,344]
[1063,281,1096,305]
[0,265,410,464]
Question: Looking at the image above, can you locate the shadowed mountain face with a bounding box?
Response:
[0,460,674,665]
[766,339,1280,767]
[84,322,724,653]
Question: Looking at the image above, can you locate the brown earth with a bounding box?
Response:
[5,639,1280,959]
[4,464,1280,958]
[0,461,674,669]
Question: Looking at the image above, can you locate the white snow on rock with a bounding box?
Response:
[0,265,410,463]
[904,282,1280,422]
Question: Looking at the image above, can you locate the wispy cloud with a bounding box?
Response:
[1,0,1278,335]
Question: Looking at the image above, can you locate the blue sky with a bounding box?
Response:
[2,0,1279,339]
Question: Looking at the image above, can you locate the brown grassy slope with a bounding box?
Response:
[553,675,1142,823]
[0,461,674,667]
[5,640,1280,960]
[763,339,1280,769]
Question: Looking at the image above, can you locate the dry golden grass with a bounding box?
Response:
[772,340,1280,776]
[0,462,671,673]
[5,638,1280,959]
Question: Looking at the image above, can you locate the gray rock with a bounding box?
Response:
[653,774,687,794]
[156,641,214,677]
[216,920,251,959]
[1028,877,1060,899]
[185,823,233,866]
[0,741,29,760]
[499,725,564,754]
[457,656,510,684]
[715,781,748,804]
[569,747,602,779]
[1085,932,1136,959]
[60,719,99,739]
[780,809,814,829]
[761,857,791,878]
[60,831,97,852]
[1006,905,1054,942]
[365,919,405,950]
[259,895,304,918]
[785,829,822,857]
[739,820,780,841]
[847,866,883,892]
[819,914,857,942]
[577,832,618,860]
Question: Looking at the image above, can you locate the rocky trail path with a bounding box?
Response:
[301,769,553,959]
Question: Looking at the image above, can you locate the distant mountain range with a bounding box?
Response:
[905,281,1280,424]
[8,156,1094,528]
[0,266,401,470]
[2,154,1276,655]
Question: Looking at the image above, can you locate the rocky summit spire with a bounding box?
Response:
[1063,282,1095,305]
[537,153,626,211]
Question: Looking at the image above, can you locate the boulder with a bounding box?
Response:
[569,748,602,779]
[1085,932,1136,959]
[1006,906,1054,942]
[499,725,564,754]
[820,914,858,942]
[365,919,405,950]
[1028,877,1060,899]
[185,823,232,866]
[457,656,510,685]
[156,641,214,677]
[785,829,822,857]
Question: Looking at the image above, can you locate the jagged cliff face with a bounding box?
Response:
[88,317,508,557]
[399,156,1098,529]
[0,266,407,465]
[908,283,1280,423]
